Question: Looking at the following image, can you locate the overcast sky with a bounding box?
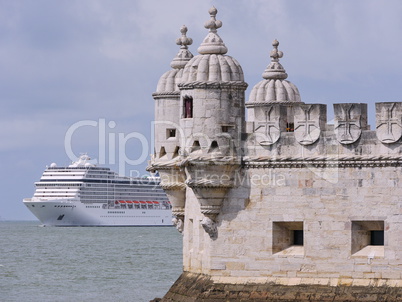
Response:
[1,0,401,220]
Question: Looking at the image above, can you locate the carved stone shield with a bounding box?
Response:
[376,102,402,144]
[334,103,367,145]
[294,104,325,145]
[253,105,281,146]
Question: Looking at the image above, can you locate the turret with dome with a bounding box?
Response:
[247,39,303,137]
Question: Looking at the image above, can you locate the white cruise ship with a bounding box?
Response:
[23,155,172,226]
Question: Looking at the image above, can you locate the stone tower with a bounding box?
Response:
[150,7,402,301]
[177,6,248,239]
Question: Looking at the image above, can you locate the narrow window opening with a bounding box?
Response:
[293,230,304,246]
[173,146,180,158]
[286,122,294,132]
[184,96,193,118]
[191,141,201,153]
[208,141,219,153]
[222,126,229,133]
[159,147,167,158]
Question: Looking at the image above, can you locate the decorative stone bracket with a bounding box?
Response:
[182,156,241,239]
[148,160,186,233]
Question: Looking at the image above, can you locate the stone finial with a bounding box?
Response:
[171,25,194,69]
[204,6,222,32]
[262,39,288,80]
[197,6,228,55]
[176,25,193,49]
[270,39,283,61]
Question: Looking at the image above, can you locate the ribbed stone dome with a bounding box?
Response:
[155,25,193,94]
[156,69,185,93]
[181,54,244,83]
[249,78,301,103]
[248,40,301,104]
[180,6,244,84]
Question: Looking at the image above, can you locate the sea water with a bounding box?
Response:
[0,221,182,302]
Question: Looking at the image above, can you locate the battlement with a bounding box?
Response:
[245,102,402,160]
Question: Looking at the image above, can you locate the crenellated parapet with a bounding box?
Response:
[246,102,402,161]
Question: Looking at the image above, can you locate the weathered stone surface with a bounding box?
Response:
[160,272,402,301]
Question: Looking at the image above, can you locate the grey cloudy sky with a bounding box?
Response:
[1,0,401,220]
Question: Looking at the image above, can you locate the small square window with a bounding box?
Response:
[273,221,304,255]
[351,220,385,256]
[166,129,176,138]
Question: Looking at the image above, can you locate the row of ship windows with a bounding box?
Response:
[37,184,82,187]
[54,205,76,208]
[101,215,163,218]
[36,191,164,195]
[81,198,108,201]
[36,187,161,192]
[37,183,160,189]
[35,195,76,197]
[117,205,158,209]
[36,190,79,192]
[43,175,85,177]
[85,205,101,208]
[34,195,166,202]
[35,193,77,195]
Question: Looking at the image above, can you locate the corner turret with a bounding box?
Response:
[150,26,194,232]
[177,7,248,239]
[247,40,303,145]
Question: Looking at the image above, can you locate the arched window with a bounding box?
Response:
[183,96,193,118]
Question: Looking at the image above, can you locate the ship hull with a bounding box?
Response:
[23,199,173,227]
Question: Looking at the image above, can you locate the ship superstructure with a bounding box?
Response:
[23,155,172,226]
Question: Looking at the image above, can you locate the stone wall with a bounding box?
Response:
[181,162,402,281]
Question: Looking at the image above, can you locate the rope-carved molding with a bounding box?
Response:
[148,158,183,170]
[179,155,241,167]
[178,81,248,90]
[152,91,180,99]
[244,154,402,168]
[160,182,186,190]
[185,179,234,189]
